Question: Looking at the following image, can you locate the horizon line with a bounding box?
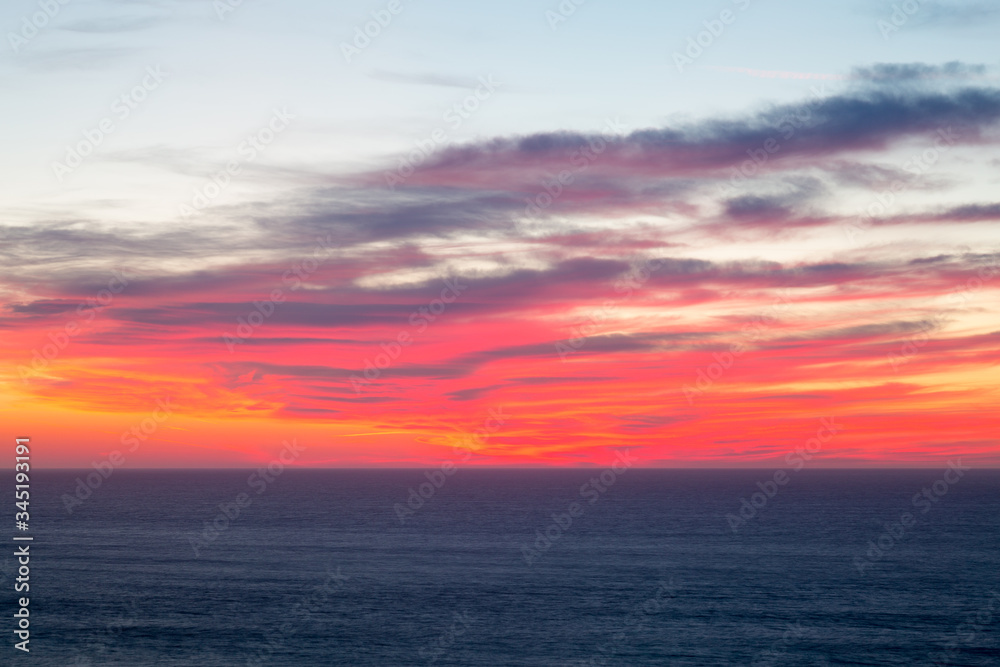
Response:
[35,466,1000,471]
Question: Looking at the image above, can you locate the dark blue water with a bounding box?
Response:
[5,469,999,666]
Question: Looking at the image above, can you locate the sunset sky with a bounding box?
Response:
[2,0,998,467]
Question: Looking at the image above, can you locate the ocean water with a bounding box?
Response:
[6,468,1000,666]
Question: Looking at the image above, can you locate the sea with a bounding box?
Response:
[6,468,999,666]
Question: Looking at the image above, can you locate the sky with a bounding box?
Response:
[1,0,998,468]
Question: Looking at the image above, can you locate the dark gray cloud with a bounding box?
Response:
[723,195,796,222]
[511,376,616,384]
[417,77,1000,180]
[616,414,694,432]
[445,375,616,401]
[110,301,483,329]
[445,385,505,401]
[870,202,1000,226]
[775,320,939,343]
[250,187,524,248]
[6,300,79,316]
[4,65,997,309]
[827,160,920,188]
[455,334,660,368]
[850,62,989,83]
